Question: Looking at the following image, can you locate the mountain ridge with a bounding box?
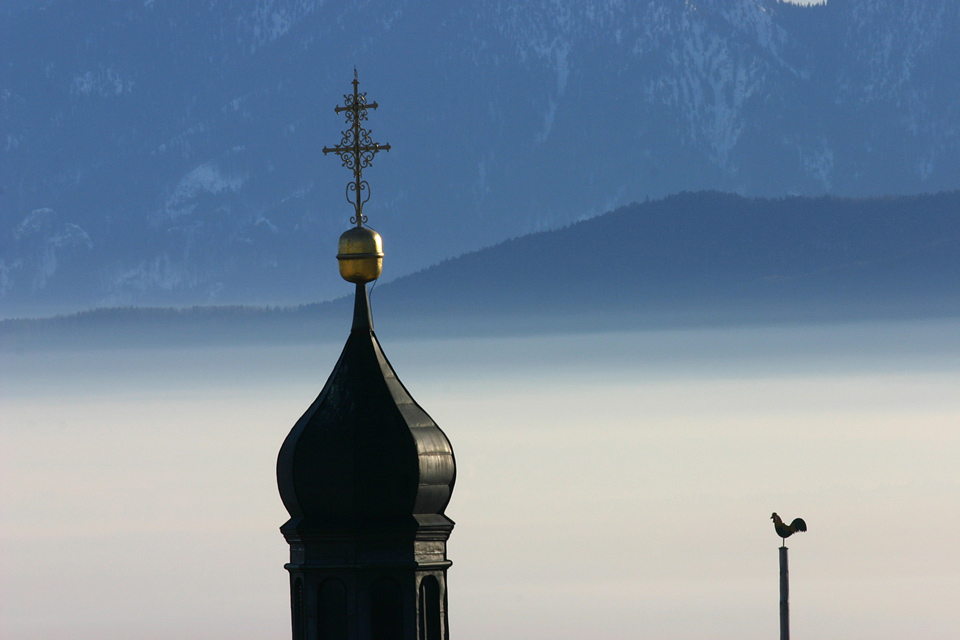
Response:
[3,190,957,350]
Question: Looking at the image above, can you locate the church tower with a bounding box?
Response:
[277,72,456,640]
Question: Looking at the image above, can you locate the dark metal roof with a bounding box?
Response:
[277,284,455,536]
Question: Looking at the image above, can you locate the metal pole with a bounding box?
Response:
[779,546,789,640]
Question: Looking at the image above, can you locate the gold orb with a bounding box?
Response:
[337,225,384,283]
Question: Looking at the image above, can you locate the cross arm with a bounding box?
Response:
[334,100,379,114]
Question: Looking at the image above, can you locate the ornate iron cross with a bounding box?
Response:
[322,70,391,226]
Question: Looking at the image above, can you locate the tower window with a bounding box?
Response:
[293,578,304,640]
[419,576,442,640]
[319,578,348,640]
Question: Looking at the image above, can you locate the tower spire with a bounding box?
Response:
[278,71,456,640]
[326,71,388,286]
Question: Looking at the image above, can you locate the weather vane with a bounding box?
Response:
[322,69,391,226]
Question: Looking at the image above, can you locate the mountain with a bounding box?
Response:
[372,190,960,329]
[2,0,959,317]
[4,190,957,349]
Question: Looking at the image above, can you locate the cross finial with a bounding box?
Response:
[322,70,391,226]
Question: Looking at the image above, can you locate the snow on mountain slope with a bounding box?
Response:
[1,0,958,316]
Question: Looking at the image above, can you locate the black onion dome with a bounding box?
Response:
[277,285,456,535]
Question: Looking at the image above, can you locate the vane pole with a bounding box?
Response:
[779,546,789,640]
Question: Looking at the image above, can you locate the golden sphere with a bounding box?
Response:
[337,225,384,283]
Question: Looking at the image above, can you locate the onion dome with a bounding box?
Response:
[276,284,456,536]
[278,69,453,538]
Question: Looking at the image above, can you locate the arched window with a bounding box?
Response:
[319,578,348,640]
[370,576,403,640]
[293,578,304,640]
[418,576,442,640]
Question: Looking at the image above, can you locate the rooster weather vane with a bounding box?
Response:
[771,512,807,547]
[322,69,391,226]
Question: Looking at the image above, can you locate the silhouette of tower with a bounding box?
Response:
[277,72,456,640]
